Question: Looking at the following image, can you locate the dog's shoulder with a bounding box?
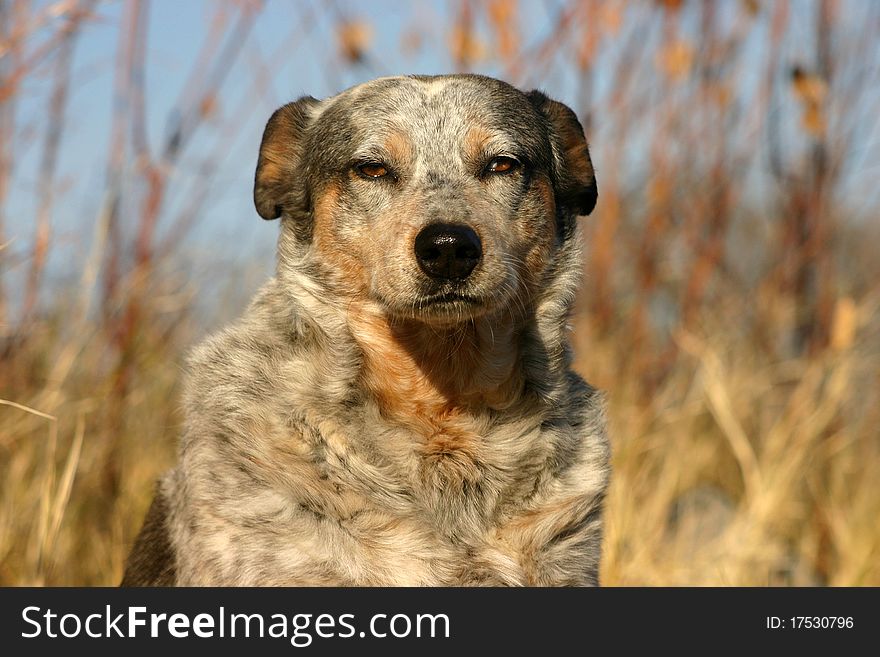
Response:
[551,371,611,490]
[184,276,353,414]
[186,279,293,375]
[183,280,303,417]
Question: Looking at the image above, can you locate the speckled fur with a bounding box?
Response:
[122,74,609,587]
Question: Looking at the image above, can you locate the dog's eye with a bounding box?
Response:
[486,156,520,175]
[357,162,389,178]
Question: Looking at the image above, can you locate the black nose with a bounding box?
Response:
[414,223,482,281]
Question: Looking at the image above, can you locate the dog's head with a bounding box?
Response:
[255,74,596,326]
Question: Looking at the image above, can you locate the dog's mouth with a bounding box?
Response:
[418,291,482,307]
[411,291,488,324]
[410,291,488,324]
[372,288,490,324]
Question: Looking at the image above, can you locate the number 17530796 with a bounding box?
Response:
[766,616,854,630]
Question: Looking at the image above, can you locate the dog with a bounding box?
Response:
[122,74,609,586]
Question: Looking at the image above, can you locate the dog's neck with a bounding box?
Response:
[348,303,525,427]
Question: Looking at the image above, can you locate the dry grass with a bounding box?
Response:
[0,281,192,585]
[584,301,880,586]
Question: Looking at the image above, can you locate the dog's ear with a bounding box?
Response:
[254,96,321,220]
[526,91,597,218]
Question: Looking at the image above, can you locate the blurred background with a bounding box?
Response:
[1,0,878,586]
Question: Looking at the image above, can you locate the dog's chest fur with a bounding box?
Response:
[161,281,608,586]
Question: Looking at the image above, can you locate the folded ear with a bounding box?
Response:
[526,91,597,218]
[254,96,321,220]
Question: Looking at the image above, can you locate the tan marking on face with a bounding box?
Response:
[382,131,413,164]
[312,181,369,293]
[522,176,557,277]
[464,125,494,160]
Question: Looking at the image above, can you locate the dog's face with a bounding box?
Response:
[254,75,596,325]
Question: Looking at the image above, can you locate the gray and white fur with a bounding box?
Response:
[122,74,610,586]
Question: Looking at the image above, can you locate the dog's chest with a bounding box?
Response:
[277,407,586,586]
[175,392,604,586]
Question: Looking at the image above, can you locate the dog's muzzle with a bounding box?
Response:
[414,223,481,281]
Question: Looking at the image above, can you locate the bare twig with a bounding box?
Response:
[0,0,28,329]
[20,2,90,326]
